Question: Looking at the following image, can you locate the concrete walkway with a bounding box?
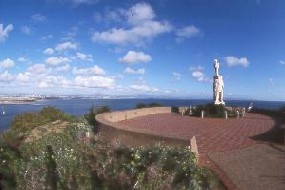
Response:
[118,113,285,190]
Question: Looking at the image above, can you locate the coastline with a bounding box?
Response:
[0,98,36,105]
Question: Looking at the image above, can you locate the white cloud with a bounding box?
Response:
[175,25,200,42]
[55,41,77,52]
[0,71,14,82]
[56,64,70,72]
[74,76,114,89]
[127,2,155,25]
[0,24,13,42]
[45,56,70,66]
[279,60,285,65]
[38,76,70,88]
[92,3,172,46]
[119,51,152,64]
[17,72,31,83]
[72,65,106,76]
[130,84,159,92]
[27,64,48,74]
[0,58,15,69]
[31,14,46,22]
[124,67,145,75]
[224,56,249,67]
[172,72,181,80]
[43,48,54,55]
[190,66,209,82]
[18,57,28,62]
[75,52,93,62]
[21,26,31,35]
[93,21,172,46]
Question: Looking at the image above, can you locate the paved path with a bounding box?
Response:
[118,113,285,190]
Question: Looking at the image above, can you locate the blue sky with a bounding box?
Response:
[0,0,285,100]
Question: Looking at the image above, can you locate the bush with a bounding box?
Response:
[192,104,226,118]
[171,106,179,114]
[85,106,110,132]
[1,108,219,190]
[135,102,163,109]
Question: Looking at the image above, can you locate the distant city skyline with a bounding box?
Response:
[1,0,285,100]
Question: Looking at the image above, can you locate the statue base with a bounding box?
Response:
[214,101,225,105]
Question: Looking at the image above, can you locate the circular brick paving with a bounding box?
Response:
[118,113,275,154]
[118,113,281,190]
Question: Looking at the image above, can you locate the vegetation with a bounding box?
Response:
[84,106,110,132]
[0,107,219,189]
[135,102,163,109]
[171,106,179,114]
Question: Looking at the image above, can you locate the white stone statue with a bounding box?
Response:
[213,59,225,105]
[214,59,219,76]
[214,76,224,104]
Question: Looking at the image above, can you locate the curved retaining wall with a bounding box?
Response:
[95,107,188,147]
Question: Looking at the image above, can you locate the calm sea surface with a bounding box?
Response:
[1,98,284,133]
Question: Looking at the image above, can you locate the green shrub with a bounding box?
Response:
[1,109,219,190]
[171,106,179,114]
[192,104,226,118]
[85,106,111,132]
[136,102,163,109]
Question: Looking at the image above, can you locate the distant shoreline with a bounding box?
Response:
[0,98,37,105]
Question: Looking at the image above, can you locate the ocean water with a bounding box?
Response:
[0,98,284,133]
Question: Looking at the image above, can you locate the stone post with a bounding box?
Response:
[201,110,204,119]
[224,110,228,119]
[190,136,199,163]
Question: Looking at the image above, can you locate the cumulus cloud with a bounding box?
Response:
[75,52,93,62]
[74,76,114,89]
[175,25,200,42]
[130,84,159,92]
[45,56,70,66]
[172,72,181,80]
[0,24,13,42]
[31,14,46,22]
[28,64,49,74]
[224,56,249,67]
[56,64,70,72]
[55,41,77,52]
[38,76,70,88]
[92,2,172,46]
[17,72,31,83]
[190,66,209,82]
[43,48,54,55]
[72,65,106,76]
[0,71,14,82]
[119,51,152,64]
[127,2,155,25]
[0,58,15,69]
[124,67,145,75]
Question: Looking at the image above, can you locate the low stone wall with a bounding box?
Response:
[95,107,188,147]
[97,107,171,123]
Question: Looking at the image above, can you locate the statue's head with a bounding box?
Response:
[214,59,218,64]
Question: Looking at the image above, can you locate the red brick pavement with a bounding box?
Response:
[118,113,274,154]
[118,113,276,190]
